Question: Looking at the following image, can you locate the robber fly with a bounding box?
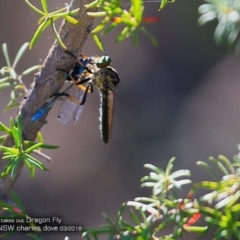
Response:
[31,53,120,143]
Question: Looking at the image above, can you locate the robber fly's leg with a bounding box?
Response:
[77,78,91,85]
[80,84,90,105]
[64,50,92,74]
[57,68,93,93]
[50,92,83,106]
[80,83,94,105]
[51,83,91,106]
[57,68,80,85]
[57,68,89,85]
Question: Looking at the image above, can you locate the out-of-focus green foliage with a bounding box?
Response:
[24,0,80,49]
[82,153,240,240]
[85,0,176,46]
[198,0,240,54]
[0,114,58,178]
[0,43,40,112]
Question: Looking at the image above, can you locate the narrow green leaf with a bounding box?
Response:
[12,43,29,69]
[116,26,131,42]
[134,197,158,203]
[131,0,142,22]
[9,69,16,80]
[48,10,79,19]
[67,8,80,15]
[24,0,45,15]
[17,113,23,138]
[20,65,41,76]
[92,34,104,51]
[159,0,169,10]
[24,158,32,171]
[143,163,165,174]
[0,135,6,144]
[102,212,115,227]
[11,126,21,148]
[0,82,14,91]
[0,76,11,83]
[24,140,59,149]
[85,0,99,9]
[0,122,11,134]
[170,169,191,179]
[30,165,36,179]
[91,21,106,34]
[11,191,25,213]
[5,161,15,175]
[36,143,59,149]
[2,153,18,159]
[10,158,21,178]
[2,43,11,67]
[0,146,18,154]
[140,27,159,47]
[104,23,118,35]
[131,30,139,46]
[25,155,48,171]
[184,225,208,232]
[196,161,220,181]
[30,19,48,49]
[0,202,14,209]
[51,20,67,49]
[198,12,217,26]
[129,209,141,225]
[10,89,16,101]
[41,6,66,18]
[231,203,240,212]
[165,157,175,175]
[209,156,229,175]
[41,0,48,14]
[4,102,21,112]
[37,132,44,143]
[65,15,79,25]
[25,143,43,153]
[218,155,235,173]
[116,204,126,225]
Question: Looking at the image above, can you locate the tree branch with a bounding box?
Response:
[0,0,95,200]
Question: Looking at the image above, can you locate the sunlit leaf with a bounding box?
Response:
[24,0,45,15]
[51,20,67,49]
[20,65,41,76]
[2,43,11,67]
[30,19,48,49]
[41,0,48,14]
[12,43,29,69]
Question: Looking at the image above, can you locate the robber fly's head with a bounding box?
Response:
[96,55,112,69]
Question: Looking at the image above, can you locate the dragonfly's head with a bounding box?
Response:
[96,55,111,69]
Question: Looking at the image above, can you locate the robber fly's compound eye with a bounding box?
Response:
[96,56,111,68]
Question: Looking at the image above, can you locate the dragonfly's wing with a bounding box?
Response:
[99,89,115,144]
[31,84,74,122]
[57,85,84,124]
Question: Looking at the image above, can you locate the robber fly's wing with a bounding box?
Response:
[97,67,119,143]
[57,85,84,124]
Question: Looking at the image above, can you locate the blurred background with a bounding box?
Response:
[0,0,240,239]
